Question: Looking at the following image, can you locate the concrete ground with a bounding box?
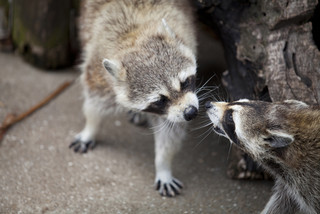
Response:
[0,32,273,214]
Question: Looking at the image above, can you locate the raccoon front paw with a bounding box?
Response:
[69,139,95,153]
[127,110,149,127]
[155,175,183,197]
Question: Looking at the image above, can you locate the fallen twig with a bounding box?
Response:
[0,80,73,142]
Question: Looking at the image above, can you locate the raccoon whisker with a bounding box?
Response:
[160,122,169,134]
[161,119,172,133]
[198,90,213,96]
[159,119,177,136]
[196,86,218,91]
[198,85,219,90]
[199,84,228,103]
[197,115,211,119]
[191,122,212,131]
[196,125,213,139]
[191,118,212,131]
[198,89,217,98]
[227,142,233,162]
[195,74,216,93]
[198,95,215,104]
[163,119,176,134]
[163,120,171,131]
[196,108,206,113]
[150,122,162,130]
[199,116,211,121]
[196,87,220,104]
[193,126,212,149]
[195,86,210,96]
[136,129,155,136]
[168,120,176,134]
[195,86,217,96]
[206,91,225,103]
[197,111,209,118]
[150,119,170,134]
[197,89,216,96]
[198,93,215,102]
[205,82,229,102]
[195,116,211,122]
[201,85,219,88]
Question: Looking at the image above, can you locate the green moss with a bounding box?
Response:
[0,0,9,30]
[13,3,69,49]
[12,7,27,52]
[0,0,9,12]
[12,0,72,69]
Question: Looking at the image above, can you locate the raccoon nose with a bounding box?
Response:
[205,101,213,109]
[184,106,198,121]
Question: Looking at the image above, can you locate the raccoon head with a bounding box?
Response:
[102,34,198,123]
[205,99,309,160]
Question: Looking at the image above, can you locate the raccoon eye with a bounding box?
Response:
[143,95,169,115]
[153,95,169,108]
[225,110,234,124]
[181,75,196,91]
[227,112,233,122]
[222,109,240,145]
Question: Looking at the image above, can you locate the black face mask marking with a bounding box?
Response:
[212,126,225,136]
[228,101,267,116]
[143,95,169,115]
[222,109,240,145]
[180,75,196,92]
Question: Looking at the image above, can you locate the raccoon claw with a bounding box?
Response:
[69,139,95,153]
[155,178,183,197]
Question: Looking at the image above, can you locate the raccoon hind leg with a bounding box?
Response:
[70,96,113,153]
[69,138,95,153]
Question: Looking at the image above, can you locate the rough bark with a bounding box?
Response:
[196,0,320,179]
[12,0,79,69]
[196,0,320,104]
[0,0,13,51]
[0,0,9,39]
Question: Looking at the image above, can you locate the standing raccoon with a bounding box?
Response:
[70,0,199,197]
[206,99,320,213]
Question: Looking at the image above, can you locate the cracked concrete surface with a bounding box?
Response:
[0,32,272,214]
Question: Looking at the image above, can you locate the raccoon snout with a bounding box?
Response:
[205,101,213,109]
[183,106,198,121]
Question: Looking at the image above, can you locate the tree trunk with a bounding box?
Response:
[0,0,9,39]
[12,0,79,69]
[195,0,320,179]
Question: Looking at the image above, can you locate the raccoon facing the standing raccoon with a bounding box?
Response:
[206,99,320,213]
[70,0,198,197]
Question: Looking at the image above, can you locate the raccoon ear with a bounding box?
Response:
[284,100,309,109]
[103,58,127,82]
[265,130,294,148]
[102,59,118,77]
[161,18,175,38]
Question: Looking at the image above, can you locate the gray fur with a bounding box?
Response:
[206,99,320,213]
[71,0,198,197]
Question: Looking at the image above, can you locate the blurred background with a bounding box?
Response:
[0,0,80,68]
[1,0,319,213]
